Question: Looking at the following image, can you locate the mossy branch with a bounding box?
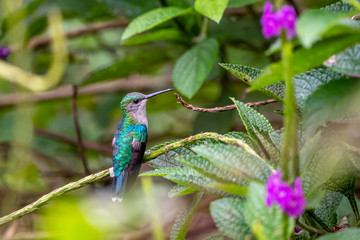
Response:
[0,132,254,227]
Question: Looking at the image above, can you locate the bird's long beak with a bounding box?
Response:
[145,88,175,99]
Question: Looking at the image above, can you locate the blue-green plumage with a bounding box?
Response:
[111,89,174,202]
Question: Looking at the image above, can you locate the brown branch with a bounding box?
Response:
[175,93,277,113]
[0,75,172,107]
[35,128,112,156]
[71,85,91,176]
[27,19,129,49]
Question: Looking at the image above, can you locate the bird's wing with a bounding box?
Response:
[112,119,122,147]
[127,125,147,181]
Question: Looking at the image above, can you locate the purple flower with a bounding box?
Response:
[265,171,306,217]
[0,47,10,60]
[260,2,297,39]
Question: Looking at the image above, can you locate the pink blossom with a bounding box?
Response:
[260,2,297,39]
[265,171,306,217]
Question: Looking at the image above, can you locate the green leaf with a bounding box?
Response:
[83,50,169,84]
[121,7,192,40]
[328,44,360,76]
[194,0,229,23]
[244,182,294,240]
[177,155,247,185]
[228,0,262,8]
[219,63,284,101]
[314,190,343,227]
[140,166,190,176]
[24,15,47,44]
[251,34,360,90]
[232,100,274,138]
[208,184,247,196]
[303,78,360,135]
[173,38,219,99]
[164,168,233,197]
[225,131,262,155]
[317,229,360,240]
[192,144,272,183]
[168,185,197,198]
[294,67,345,109]
[323,2,355,12]
[0,0,46,38]
[204,234,231,240]
[170,192,203,240]
[232,99,279,161]
[297,10,360,48]
[122,28,186,45]
[210,198,251,239]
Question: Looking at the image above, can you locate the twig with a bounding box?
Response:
[26,19,129,49]
[71,85,91,177]
[0,75,172,107]
[35,128,112,156]
[296,219,326,235]
[0,132,260,227]
[175,93,277,113]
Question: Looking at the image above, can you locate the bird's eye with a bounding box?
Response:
[133,99,139,104]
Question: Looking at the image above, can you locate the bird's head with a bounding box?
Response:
[120,89,174,125]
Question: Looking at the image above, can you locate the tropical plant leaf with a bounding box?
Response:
[294,67,345,109]
[219,63,284,101]
[314,190,343,227]
[121,7,192,40]
[194,0,229,23]
[177,155,247,185]
[140,166,190,176]
[316,228,360,240]
[164,169,233,197]
[170,192,203,240]
[228,0,262,8]
[303,78,360,135]
[328,44,360,76]
[173,38,219,99]
[225,131,262,155]
[192,144,272,183]
[322,2,355,12]
[208,184,247,196]
[168,185,197,198]
[210,197,251,239]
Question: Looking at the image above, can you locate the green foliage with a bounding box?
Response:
[170,192,203,240]
[297,10,360,48]
[210,198,251,239]
[329,44,360,75]
[194,0,229,23]
[317,229,360,240]
[121,7,192,40]
[173,38,219,99]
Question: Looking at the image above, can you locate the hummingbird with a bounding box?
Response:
[110,88,174,202]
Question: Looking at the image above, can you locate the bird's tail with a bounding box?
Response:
[112,171,127,202]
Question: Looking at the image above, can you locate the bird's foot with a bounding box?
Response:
[109,167,115,178]
[112,197,123,202]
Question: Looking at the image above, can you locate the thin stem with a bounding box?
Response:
[297,219,327,235]
[282,213,289,240]
[175,93,277,112]
[193,17,209,43]
[306,210,332,232]
[71,85,91,177]
[279,31,298,181]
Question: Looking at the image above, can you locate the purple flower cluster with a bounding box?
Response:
[0,47,10,60]
[265,171,306,218]
[260,2,297,39]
